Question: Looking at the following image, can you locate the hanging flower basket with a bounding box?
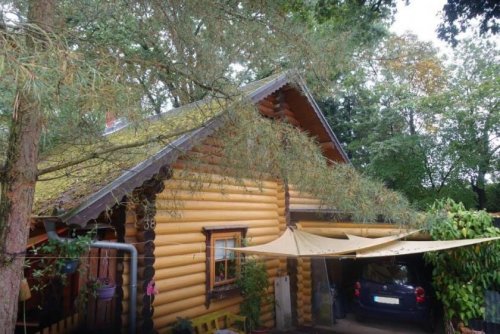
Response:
[59,259,79,274]
[94,279,116,301]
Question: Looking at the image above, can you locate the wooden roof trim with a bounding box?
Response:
[62,114,225,227]
[293,76,350,164]
[53,71,349,227]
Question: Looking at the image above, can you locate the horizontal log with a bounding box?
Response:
[156,200,278,211]
[155,220,278,236]
[289,204,322,211]
[288,189,316,198]
[277,207,285,216]
[261,311,274,324]
[153,297,241,329]
[265,258,281,269]
[289,197,321,205]
[153,284,205,306]
[163,181,277,196]
[154,263,205,280]
[158,190,278,204]
[153,295,206,318]
[282,109,295,119]
[171,170,277,189]
[155,243,205,257]
[155,210,279,223]
[258,104,278,118]
[245,235,278,246]
[154,233,205,245]
[259,99,276,109]
[125,212,137,225]
[297,225,429,239]
[246,226,280,238]
[156,272,205,292]
[285,116,300,127]
[136,230,155,242]
[154,253,205,269]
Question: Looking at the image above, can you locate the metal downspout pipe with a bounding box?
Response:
[43,221,137,334]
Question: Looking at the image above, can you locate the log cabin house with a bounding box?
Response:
[24,72,402,333]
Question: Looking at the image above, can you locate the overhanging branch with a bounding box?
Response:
[37,126,203,177]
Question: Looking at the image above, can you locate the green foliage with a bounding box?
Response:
[486,183,500,212]
[437,0,499,46]
[209,101,419,225]
[236,258,269,331]
[424,199,500,327]
[30,231,93,291]
[326,35,499,210]
[172,317,194,334]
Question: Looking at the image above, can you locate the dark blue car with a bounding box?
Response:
[353,260,436,332]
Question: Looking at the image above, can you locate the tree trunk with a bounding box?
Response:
[0,0,54,331]
[472,171,487,210]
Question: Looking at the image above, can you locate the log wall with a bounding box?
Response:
[288,185,321,211]
[153,163,283,333]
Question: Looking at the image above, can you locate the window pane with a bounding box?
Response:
[227,259,237,279]
[215,261,226,282]
[214,240,225,260]
[226,239,235,248]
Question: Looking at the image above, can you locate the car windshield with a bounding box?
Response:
[362,263,416,285]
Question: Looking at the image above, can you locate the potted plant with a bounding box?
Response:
[172,317,194,334]
[236,257,269,333]
[34,232,93,275]
[91,277,116,301]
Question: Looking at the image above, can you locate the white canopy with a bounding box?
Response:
[227,227,499,258]
[227,228,419,257]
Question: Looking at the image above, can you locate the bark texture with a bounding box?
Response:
[0,1,54,331]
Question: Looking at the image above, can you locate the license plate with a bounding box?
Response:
[374,296,399,304]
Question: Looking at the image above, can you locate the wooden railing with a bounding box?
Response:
[35,313,80,334]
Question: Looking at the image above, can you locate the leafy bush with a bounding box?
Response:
[424,199,500,327]
[236,258,269,331]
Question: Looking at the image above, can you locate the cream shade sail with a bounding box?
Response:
[226,228,419,257]
[349,234,500,258]
[226,228,499,258]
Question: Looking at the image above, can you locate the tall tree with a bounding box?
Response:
[0,1,55,331]
[327,35,499,209]
[437,39,499,208]
[438,0,499,46]
[0,0,399,329]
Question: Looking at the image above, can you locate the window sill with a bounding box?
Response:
[209,284,240,301]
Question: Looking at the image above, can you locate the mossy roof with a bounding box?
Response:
[34,72,295,224]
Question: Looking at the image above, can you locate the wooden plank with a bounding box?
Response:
[163,181,277,196]
[154,220,278,237]
[153,284,205,306]
[26,227,68,248]
[156,200,278,211]
[154,243,205,257]
[155,272,205,291]
[155,210,278,223]
[158,190,277,204]
[153,295,206,317]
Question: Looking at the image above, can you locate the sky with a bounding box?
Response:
[390,0,451,54]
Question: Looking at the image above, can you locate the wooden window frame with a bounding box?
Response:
[203,225,247,307]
